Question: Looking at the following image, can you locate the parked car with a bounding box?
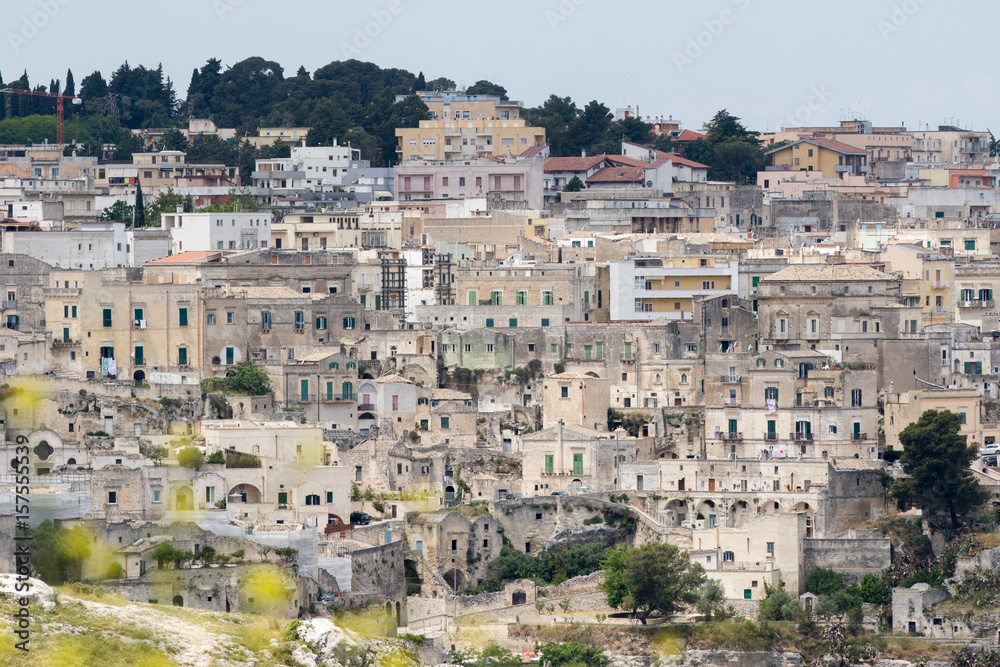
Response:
[983,455,998,468]
[350,511,371,525]
[507,493,524,500]
[980,444,1000,456]
[550,491,568,496]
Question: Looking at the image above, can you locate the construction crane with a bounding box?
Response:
[0,88,82,144]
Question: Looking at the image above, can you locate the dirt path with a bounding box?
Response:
[66,595,221,666]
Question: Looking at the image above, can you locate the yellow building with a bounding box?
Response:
[881,243,955,325]
[405,90,526,122]
[396,120,545,161]
[606,256,738,321]
[884,389,985,450]
[766,138,868,179]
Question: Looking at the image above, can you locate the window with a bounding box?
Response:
[542,291,554,306]
[108,491,117,504]
[545,455,554,474]
[207,313,216,325]
[102,308,112,327]
[508,318,518,328]
[316,316,327,330]
[516,291,527,305]
[766,542,775,555]
[851,389,862,407]
[294,311,305,329]
[227,312,234,324]
[440,416,450,429]
[178,307,188,327]
[301,379,309,401]
[261,311,272,330]
[343,317,356,330]
[541,318,550,327]
[178,347,188,366]
[486,318,495,327]
[491,290,503,306]
[573,453,583,475]
[206,486,216,503]
[152,490,161,503]
[624,342,632,359]
[723,551,734,562]
[824,386,834,398]
[561,386,569,398]
[764,387,779,402]
[355,466,362,482]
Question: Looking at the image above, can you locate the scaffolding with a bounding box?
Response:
[379,251,406,311]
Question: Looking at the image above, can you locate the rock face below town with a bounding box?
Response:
[292,618,419,667]
[0,574,56,612]
[656,652,955,667]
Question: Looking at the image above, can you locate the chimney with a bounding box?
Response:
[176,204,183,213]
[581,149,587,158]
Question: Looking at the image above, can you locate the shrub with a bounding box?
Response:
[207,450,226,464]
[176,446,204,470]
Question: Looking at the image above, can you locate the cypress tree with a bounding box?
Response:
[64,69,75,96]
[133,178,146,228]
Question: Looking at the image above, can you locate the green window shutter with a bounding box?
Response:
[225,347,234,365]
[596,342,603,359]
[301,379,309,401]
[486,318,494,327]
[508,318,517,328]
[71,305,77,318]
[541,318,550,327]
[728,419,738,436]
[545,455,553,475]
[573,453,583,475]
[62,328,69,342]
[102,308,112,327]
[278,492,287,505]
[134,346,144,366]
[441,416,450,429]
[178,347,188,365]
[468,291,477,306]
[327,491,333,503]
[326,382,333,401]
[63,305,68,318]
[178,307,188,327]
[624,342,632,359]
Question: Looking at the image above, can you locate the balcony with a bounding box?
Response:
[719,375,742,383]
[764,432,778,441]
[851,432,868,441]
[931,282,947,290]
[772,331,789,340]
[791,432,814,441]
[52,339,80,349]
[323,394,354,403]
[960,299,995,308]
[803,331,820,341]
[722,432,743,441]
[357,402,376,412]
[133,319,147,329]
[2,299,15,309]
[721,400,741,407]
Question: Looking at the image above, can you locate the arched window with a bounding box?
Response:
[680,374,688,385]
[655,374,661,384]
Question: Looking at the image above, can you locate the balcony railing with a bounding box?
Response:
[772,331,789,340]
[324,394,354,403]
[960,299,995,308]
[722,432,743,441]
[357,402,376,411]
[2,299,16,309]
[764,432,778,441]
[851,432,868,441]
[719,375,742,383]
[791,432,814,441]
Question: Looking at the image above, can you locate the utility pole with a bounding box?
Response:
[0,88,82,143]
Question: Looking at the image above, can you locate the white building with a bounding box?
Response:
[253,143,359,200]
[161,211,271,254]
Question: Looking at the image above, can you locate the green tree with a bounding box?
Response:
[613,116,653,144]
[855,573,891,605]
[101,199,134,223]
[563,175,585,192]
[200,187,262,213]
[151,541,177,569]
[537,642,608,667]
[30,521,91,584]
[814,590,853,621]
[465,80,508,100]
[704,109,758,144]
[133,177,146,228]
[696,578,727,621]
[804,567,844,596]
[161,127,189,151]
[426,77,455,91]
[602,543,705,624]
[176,446,204,470]
[146,187,193,226]
[891,409,989,529]
[226,361,272,395]
[758,582,800,621]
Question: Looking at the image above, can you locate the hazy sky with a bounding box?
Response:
[3,0,997,134]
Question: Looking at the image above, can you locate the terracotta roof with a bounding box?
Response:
[373,373,414,384]
[605,155,648,168]
[676,129,706,142]
[647,157,671,169]
[519,145,547,158]
[586,167,645,183]
[147,251,221,264]
[762,265,895,282]
[664,154,711,169]
[766,137,867,156]
[543,156,606,173]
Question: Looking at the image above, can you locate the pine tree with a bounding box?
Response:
[133,178,146,228]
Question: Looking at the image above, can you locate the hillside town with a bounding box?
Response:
[6,55,1000,667]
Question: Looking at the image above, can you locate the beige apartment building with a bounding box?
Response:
[396,119,545,161]
[884,388,986,450]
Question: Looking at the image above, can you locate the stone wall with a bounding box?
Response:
[802,538,890,583]
[350,540,404,602]
[494,496,636,555]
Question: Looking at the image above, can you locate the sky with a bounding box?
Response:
[2,0,998,135]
